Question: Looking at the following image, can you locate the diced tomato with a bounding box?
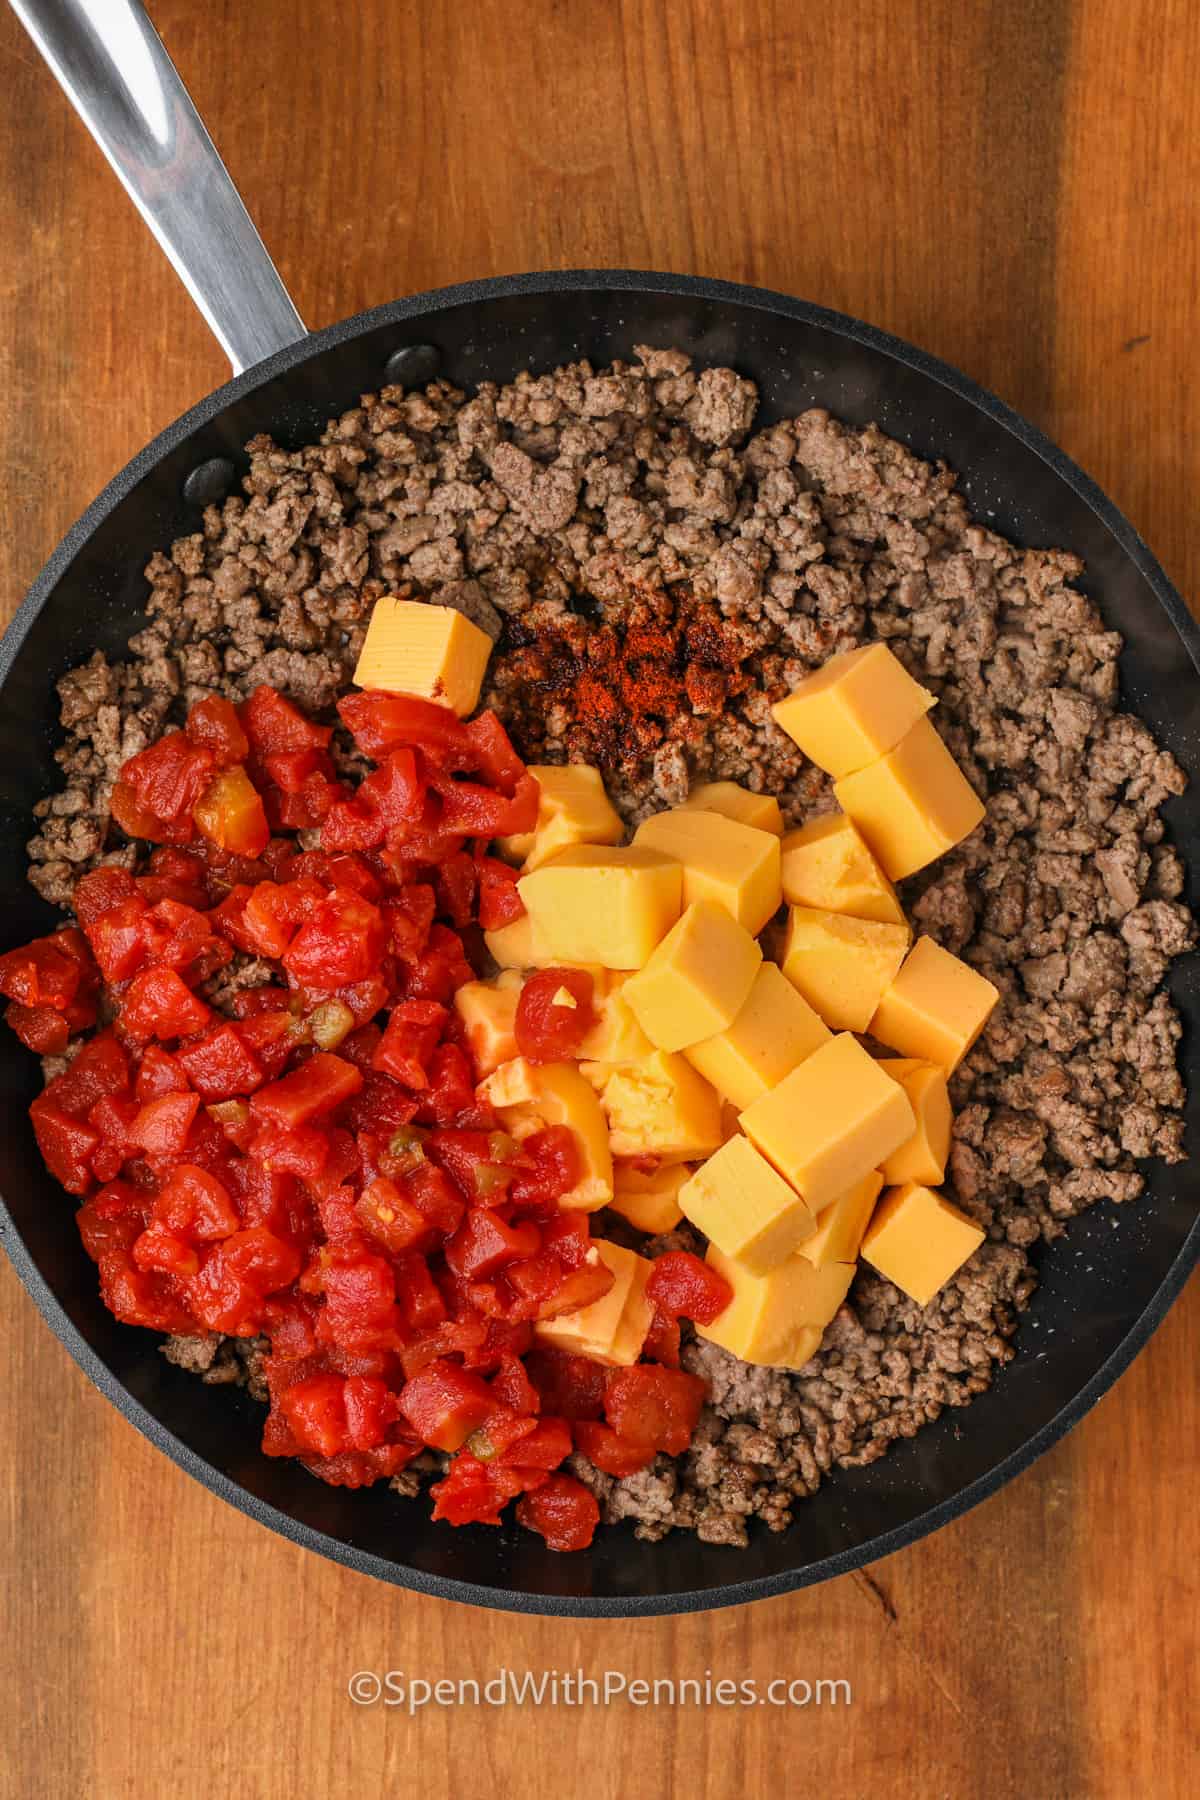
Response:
[187,694,250,767]
[86,1093,138,1183]
[280,1373,350,1457]
[135,1045,190,1103]
[515,1474,599,1552]
[489,1352,541,1416]
[338,691,469,762]
[523,1347,609,1421]
[240,685,332,757]
[434,851,477,927]
[6,1001,71,1055]
[497,1415,572,1471]
[85,897,153,984]
[397,1358,496,1452]
[514,968,595,1063]
[573,1420,656,1477]
[475,854,524,930]
[282,888,387,990]
[76,1182,148,1261]
[263,747,333,795]
[506,1126,583,1212]
[0,930,89,1011]
[147,898,233,986]
[153,1163,241,1241]
[355,1176,433,1255]
[121,730,215,828]
[119,968,213,1044]
[127,1091,201,1161]
[372,999,446,1090]
[237,1010,304,1081]
[342,1375,401,1451]
[460,712,528,794]
[300,1444,418,1488]
[132,1224,200,1279]
[44,1032,130,1117]
[248,1120,330,1180]
[250,1053,363,1129]
[645,1250,734,1325]
[380,892,434,971]
[194,766,270,858]
[445,1211,542,1280]
[98,1250,198,1334]
[393,1252,448,1332]
[137,847,211,909]
[642,1305,682,1367]
[603,1365,706,1457]
[413,1042,475,1126]
[73,867,140,928]
[465,1406,539,1462]
[176,1023,265,1099]
[29,1097,99,1194]
[429,1453,535,1527]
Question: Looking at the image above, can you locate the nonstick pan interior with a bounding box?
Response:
[1,272,1197,1614]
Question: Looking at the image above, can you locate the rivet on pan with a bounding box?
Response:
[182,457,236,506]
[384,343,442,389]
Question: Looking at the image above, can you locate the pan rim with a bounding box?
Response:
[1,266,1197,1617]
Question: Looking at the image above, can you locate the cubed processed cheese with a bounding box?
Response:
[834,716,985,880]
[575,970,655,1063]
[518,846,682,969]
[352,597,493,715]
[633,809,782,936]
[780,905,910,1034]
[481,1058,613,1211]
[870,936,1000,1073]
[680,1135,815,1274]
[740,1033,915,1213]
[609,1161,690,1233]
[696,1245,853,1368]
[797,1171,883,1268]
[771,642,936,778]
[780,812,906,928]
[484,911,549,970]
[877,1058,952,1185]
[860,1182,985,1306]
[497,763,625,871]
[680,781,784,836]
[580,1051,724,1162]
[535,1240,654,1365]
[452,969,522,1076]
[684,961,831,1110]
[623,901,762,1053]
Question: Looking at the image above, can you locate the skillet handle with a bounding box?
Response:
[9,0,307,375]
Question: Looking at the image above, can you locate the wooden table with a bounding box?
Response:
[1,3,1197,1794]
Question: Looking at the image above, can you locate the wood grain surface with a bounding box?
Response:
[1,3,1197,1795]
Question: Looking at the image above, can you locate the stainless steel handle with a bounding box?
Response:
[9,0,307,375]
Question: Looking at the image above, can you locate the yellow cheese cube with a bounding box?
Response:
[780,812,906,927]
[623,901,762,1053]
[452,970,522,1077]
[608,1253,655,1364]
[740,1033,915,1213]
[680,1135,816,1274]
[518,846,682,969]
[877,1059,953,1184]
[535,1240,654,1365]
[697,1245,853,1368]
[834,716,985,880]
[497,764,625,871]
[609,1162,690,1234]
[575,970,655,1064]
[484,912,549,970]
[770,642,936,778]
[780,906,910,1034]
[352,597,493,715]
[683,961,831,1110]
[580,1051,724,1162]
[861,1182,985,1306]
[870,936,1000,1073]
[633,809,782,936]
[481,1058,613,1211]
[797,1171,882,1268]
[680,781,784,836]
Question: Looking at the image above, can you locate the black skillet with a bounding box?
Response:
[2,0,1197,1617]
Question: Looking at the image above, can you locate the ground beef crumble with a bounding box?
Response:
[30,347,1194,1547]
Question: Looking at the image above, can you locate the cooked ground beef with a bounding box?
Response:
[35,347,1194,1546]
